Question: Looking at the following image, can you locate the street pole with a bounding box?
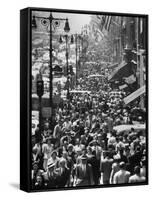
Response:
[136,17,140,88]
[139,49,145,109]
[77,38,81,81]
[32,14,70,119]
[39,96,42,134]
[65,35,70,99]
[36,73,44,135]
[49,13,53,110]
[137,18,145,109]
[119,18,123,63]
[75,34,78,87]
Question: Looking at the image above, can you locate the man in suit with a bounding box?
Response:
[89,140,102,161]
[87,146,100,185]
[42,161,58,189]
[56,158,70,187]
[74,155,94,186]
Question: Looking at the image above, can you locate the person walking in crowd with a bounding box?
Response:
[56,158,70,187]
[42,137,54,171]
[113,162,130,184]
[109,155,120,184]
[44,161,58,188]
[129,166,146,183]
[31,67,146,189]
[100,151,113,184]
[87,146,101,185]
[74,155,94,186]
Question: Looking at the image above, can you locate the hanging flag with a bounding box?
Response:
[102,27,108,37]
[122,19,126,29]
[140,18,143,34]
[91,15,111,39]
[104,16,112,31]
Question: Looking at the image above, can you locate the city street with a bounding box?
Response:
[31,11,147,189]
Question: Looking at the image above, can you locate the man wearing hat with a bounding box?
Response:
[31,161,39,188]
[44,160,58,188]
[74,155,94,186]
[89,139,102,161]
[55,158,70,187]
[47,150,60,170]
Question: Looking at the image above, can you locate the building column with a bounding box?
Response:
[139,49,145,109]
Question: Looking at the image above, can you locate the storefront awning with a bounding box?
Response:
[108,61,133,81]
[123,85,145,104]
[108,62,118,69]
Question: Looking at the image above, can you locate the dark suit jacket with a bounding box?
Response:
[56,167,70,187]
[47,172,58,188]
[75,163,93,186]
[87,155,100,184]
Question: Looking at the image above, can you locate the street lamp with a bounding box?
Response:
[59,34,73,99]
[64,18,70,33]
[32,13,70,116]
[70,34,84,87]
[36,73,44,134]
[32,15,37,29]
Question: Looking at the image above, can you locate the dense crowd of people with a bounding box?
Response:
[31,68,146,190]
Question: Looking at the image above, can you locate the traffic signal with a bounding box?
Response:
[36,74,44,97]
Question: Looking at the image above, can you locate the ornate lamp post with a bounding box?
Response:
[70,34,84,86]
[59,33,74,99]
[32,13,70,113]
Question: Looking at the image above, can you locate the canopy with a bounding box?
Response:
[32,93,49,98]
[70,90,91,94]
[108,62,118,69]
[123,85,145,104]
[113,124,145,134]
[88,74,104,78]
[108,61,133,81]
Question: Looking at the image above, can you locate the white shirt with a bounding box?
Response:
[129,174,146,183]
[113,169,130,184]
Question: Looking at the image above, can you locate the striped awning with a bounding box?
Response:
[108,61,133,81]
[108,62,118,69]
[123,85,145,104]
